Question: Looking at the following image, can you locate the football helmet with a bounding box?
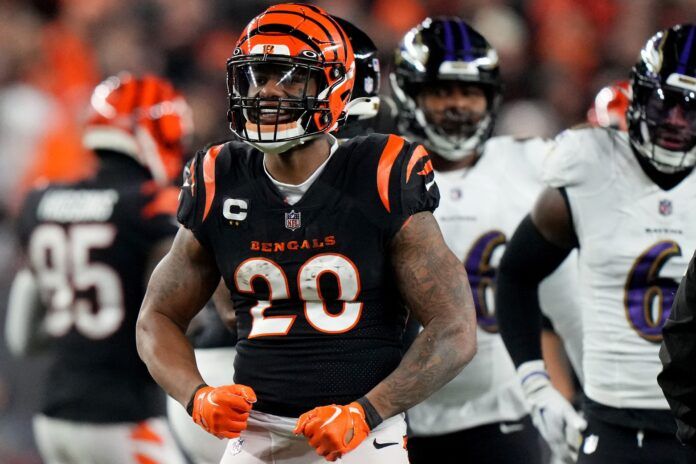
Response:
[390,17,502,160]
[227,3,356,154]
[587,80,631,131]
[83,73,193,185]
[332,16,380,139]
[628,24,696,173]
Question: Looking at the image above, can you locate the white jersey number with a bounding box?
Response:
[234,253,362,338]
[29,224,125,339]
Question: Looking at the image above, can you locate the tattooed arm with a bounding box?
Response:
[136,228,221,406]
[365,211,477,419]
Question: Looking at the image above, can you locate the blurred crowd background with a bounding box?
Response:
[0,0,693,461]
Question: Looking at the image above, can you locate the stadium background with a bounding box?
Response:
[0,0,693,461]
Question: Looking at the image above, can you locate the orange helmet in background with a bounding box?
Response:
[83,73,193,185]
[587,80,631,131]
[227,3,355,154]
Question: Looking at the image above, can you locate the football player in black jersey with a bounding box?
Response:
[164,15,384,464]
[6,73,190,463]
[136,3,477,464]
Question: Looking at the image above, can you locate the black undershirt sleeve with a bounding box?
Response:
[496,214,573,367]
[658,249,696,447]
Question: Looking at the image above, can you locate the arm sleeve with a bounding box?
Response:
[398,141,440,217]
[658,249,696,447]
[177,152,206,231]
[379,136,440,239]
[176,148,218,252]
[496,215,573,367]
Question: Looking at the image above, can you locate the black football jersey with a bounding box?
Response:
[17,154,178,422]
[178,134,439,417]
[189,302,238,349]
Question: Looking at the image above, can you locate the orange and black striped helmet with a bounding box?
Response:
[83,73,193,184]
[227,3,355,154]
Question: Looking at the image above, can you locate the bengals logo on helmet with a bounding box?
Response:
[83,73,193,185]
[226,3,356,154]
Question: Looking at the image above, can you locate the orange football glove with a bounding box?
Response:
[293,402,370,462]
[191,384,257,439]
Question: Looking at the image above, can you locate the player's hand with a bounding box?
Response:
[191,384,257,439]
[518,360,586,463]
[293,402,370,462]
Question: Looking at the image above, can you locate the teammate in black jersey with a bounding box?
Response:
[6,73,190,463]
[136,4,477,464]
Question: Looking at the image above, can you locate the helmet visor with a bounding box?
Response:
[227,60,331,142]
[229,62,326,120]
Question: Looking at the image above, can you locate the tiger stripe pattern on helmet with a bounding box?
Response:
[84,73,193,185]
[227,3,356,154]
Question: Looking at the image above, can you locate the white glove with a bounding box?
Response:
[518,360,586,463]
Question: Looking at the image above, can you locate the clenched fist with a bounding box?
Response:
[294,402,371,462]
[191,384,257,439]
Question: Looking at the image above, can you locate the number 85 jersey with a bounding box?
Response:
[178,134,439,418]
[544,126,696,410]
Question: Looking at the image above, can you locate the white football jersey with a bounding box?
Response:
[408,136,582,436]
[544,126,696,410]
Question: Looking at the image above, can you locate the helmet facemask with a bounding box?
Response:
[228,56,343,154]
[410,82,498,160]
[629,83,696,173]
[390,18,502,162]
[627,24,696,173]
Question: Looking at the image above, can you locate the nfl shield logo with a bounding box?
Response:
[659,199,672,216]
[285,210,301,230]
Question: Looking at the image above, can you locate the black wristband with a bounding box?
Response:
[356,396,383,430]
[185,383,209,417]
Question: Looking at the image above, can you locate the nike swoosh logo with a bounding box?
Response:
[320,406,343,429]
[373,439,399,449]
[425,179,436,190]
[499,423,525,434]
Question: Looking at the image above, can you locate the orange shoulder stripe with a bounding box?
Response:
[377,134,406,213]
[405,144,429,183]
[202,144,224,221]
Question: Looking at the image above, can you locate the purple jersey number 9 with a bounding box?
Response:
[624,240,681,343]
